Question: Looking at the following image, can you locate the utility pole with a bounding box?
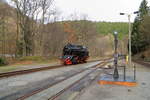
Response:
[128,14,132,67]
[120,11,139,67]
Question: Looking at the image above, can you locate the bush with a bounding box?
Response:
[0,57,8,66]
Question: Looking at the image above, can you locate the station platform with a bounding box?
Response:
[98,75,137,87]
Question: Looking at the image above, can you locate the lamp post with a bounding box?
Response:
[113,31,119,79]
[120,11,139,67]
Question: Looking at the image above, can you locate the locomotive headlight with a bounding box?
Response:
[83,46,86,49]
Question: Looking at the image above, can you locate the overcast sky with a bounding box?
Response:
[55,0,150,22]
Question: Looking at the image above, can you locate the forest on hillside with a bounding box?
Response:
[96,22,129,39]
[0,1,128,59]
[0,0,149,65]
[131,0,150,61]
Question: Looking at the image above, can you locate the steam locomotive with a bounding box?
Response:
[61,44,89,65]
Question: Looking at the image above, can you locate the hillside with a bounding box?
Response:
[96,22,129,40]
[0,2,17,55]
[0,3,128,59]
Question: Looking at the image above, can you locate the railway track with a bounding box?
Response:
[16,60,108,100]
[49,62,107,100]
[0,64,63,78]
[0,59,109,78]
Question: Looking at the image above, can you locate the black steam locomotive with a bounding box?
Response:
[61,44,89,65]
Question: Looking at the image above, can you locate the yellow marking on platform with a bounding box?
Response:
[126,55,129,64]
[98,80,137,87]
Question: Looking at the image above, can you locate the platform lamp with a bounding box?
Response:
[113,31,119,79]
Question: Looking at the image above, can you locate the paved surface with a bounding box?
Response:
[75,63,150,100]
[26,69,92,100]
[0,61,100,100]
[54,68,103,100]
[2,60,149,100]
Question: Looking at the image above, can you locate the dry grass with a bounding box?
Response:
[0,56,60,73]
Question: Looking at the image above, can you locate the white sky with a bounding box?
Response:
[55,0,150,22]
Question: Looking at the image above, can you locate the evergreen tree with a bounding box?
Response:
[131,0,149,55]
[139,0,149,18]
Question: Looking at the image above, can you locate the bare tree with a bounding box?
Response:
[37,0,54,55]
[13,0,44,56]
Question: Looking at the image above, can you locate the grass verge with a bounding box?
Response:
[0,56,60,73]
